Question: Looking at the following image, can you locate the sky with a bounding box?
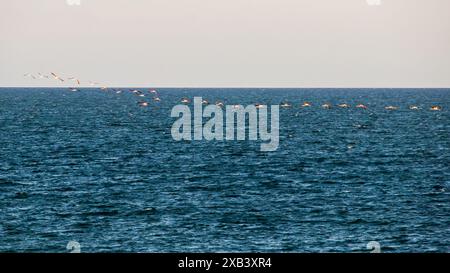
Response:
[1,0,449,88]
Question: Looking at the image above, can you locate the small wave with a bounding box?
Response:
[82,210,120,217]
[348,218,368,224]
[14,192,29,199]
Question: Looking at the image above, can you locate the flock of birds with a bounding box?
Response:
[276,102,442,111]
[23,72,162,107]
[23,72,443,111]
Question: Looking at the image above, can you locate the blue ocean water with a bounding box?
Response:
[0,88,449,253]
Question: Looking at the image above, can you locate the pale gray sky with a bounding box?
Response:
[1,0,449,87]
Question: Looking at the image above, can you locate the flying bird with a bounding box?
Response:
[51,72,64,82]
[23,73,36,79]
[68,77,81,85]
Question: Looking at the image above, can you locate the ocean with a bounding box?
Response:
[0,88,449,252]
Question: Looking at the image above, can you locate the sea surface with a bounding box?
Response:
[0,88,449,253]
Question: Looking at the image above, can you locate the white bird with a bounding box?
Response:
[322,103,332,109]
[280,102,292,108]
[430,106,442,111]
[356,104,368,109]
[68,77,81,85]
[385,106,398,110]
[51,72,64,82]
[23,73,36,79]
[138,101,149,107]
[24,73,36,79]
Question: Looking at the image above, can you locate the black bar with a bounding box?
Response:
[0,253,447,272]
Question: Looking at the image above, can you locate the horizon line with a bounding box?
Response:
[1,86,450,90]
